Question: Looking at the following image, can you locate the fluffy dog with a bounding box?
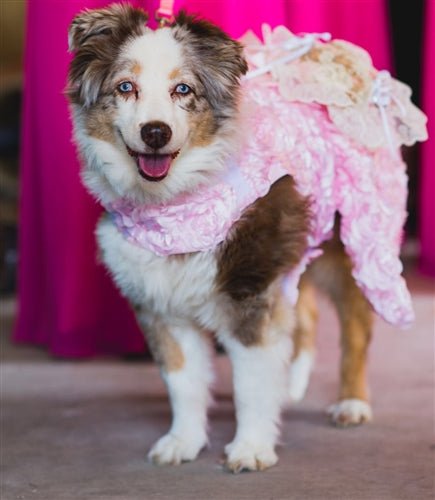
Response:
[67,4,416,472]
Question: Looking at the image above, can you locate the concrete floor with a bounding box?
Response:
[1,271,434,500]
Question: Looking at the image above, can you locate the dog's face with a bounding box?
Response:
[67,4,247,203]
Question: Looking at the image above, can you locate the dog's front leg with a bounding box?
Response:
[219,294,293,473]
[139,314,214,465]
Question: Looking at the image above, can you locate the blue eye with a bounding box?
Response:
[118,81,134,93]
[175,83,192,95]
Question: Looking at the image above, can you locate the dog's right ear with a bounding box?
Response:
[67,4,147,107]
[68,4,147,52]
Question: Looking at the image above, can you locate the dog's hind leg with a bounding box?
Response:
[307,233,373,426]
[288,277,318,402]
[327,284,373,426]
[139,314,214,465]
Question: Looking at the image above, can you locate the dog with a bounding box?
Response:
[67,4,420,472]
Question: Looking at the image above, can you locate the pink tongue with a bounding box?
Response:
[137,154,171,179]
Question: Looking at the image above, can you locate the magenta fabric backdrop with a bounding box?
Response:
[15,0,396,357]
[419,0,435,276]
[181,0,392,70]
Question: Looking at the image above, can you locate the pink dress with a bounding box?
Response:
[106,27,427,328]
[15,1,407,357]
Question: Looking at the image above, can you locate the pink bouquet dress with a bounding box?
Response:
[107,26,428,328]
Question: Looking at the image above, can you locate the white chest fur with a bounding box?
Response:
[96,216,220,323]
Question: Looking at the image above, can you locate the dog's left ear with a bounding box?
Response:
[173,12,248,110]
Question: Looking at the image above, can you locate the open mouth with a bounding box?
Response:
[126,146,179,182]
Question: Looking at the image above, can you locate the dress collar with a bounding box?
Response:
[104,157,288,256]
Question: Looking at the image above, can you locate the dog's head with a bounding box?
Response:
[67,4,247,204]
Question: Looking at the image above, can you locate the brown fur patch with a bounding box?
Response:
[292,278,317,360]
[188,109,216,147]
[141,318,185,372]
[131,61,142,75]
[304,221,373,401]
[216,175,310,346]
[217,176,311,302]
[226,282,295,347]
[84,100,116,143]
[168,67,181,81]
[228,294,269,346]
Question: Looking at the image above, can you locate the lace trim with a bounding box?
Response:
[240,25,428,150]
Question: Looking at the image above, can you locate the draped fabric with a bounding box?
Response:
[15,0,396,357]
[14,0,149,357]
[181,0,392,70]
[419,0,435,276]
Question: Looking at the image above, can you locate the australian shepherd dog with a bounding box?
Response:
[67,4,374,472]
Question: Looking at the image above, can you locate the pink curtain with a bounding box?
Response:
[419,0,435,276]
[15,0,393,357]
[14,0,150,357]
[181,0,392,70]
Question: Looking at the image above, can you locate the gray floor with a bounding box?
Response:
[1,271,434,500]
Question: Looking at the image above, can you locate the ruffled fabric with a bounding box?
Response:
[105,26,429,328]
[107,159,288,257]
[240,85,414,326]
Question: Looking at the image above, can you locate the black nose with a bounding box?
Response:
[140,121,172,150]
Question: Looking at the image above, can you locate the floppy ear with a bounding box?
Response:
[67,4,147,107]
[173,12,248,115]
[174,12,248,79]
[68,4,148,52]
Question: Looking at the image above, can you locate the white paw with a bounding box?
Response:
[224,440,278,473]
[327,399,373,427]
[148,432,206,466]
[288,350,314,402]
